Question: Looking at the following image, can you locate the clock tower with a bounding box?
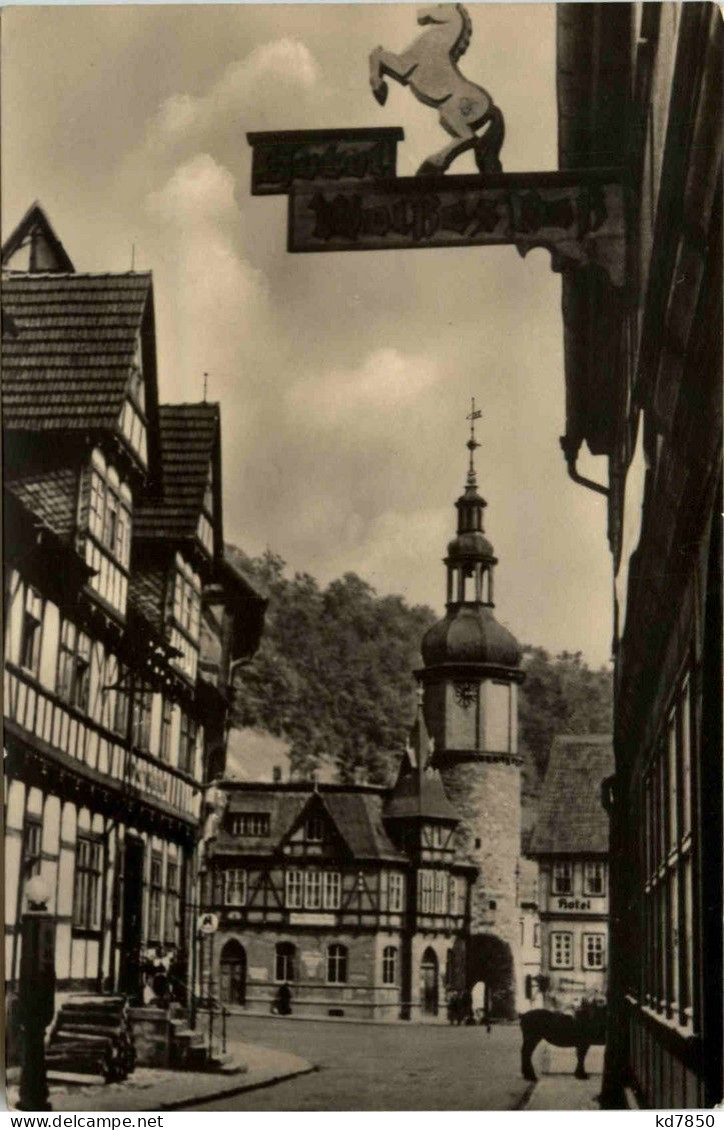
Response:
[417,404,524,1018]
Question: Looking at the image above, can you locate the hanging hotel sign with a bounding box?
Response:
[288,172,626,286]
[247,128,404,196]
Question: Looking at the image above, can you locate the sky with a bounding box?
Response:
[2,2,614,667]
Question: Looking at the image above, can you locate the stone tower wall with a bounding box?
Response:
[438,758,522,1016]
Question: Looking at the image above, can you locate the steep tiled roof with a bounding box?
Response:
[322,792,406,861]
[384,706,459,823]
[529,734,614,856]
[214,785,406,862]
[1,273,151,431]
[134,403,219,543]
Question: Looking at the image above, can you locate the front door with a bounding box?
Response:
[120,836,144,1004]
[421,948,439,1015]
[219,940,246,1005]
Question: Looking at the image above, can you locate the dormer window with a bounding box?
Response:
[82,448,131,617]
[118,355,147,466]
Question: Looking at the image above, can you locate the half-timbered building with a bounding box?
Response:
[2,204,265,1027]
[203,702,476,1020]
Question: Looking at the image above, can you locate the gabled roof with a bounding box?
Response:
[529,734,614,856]
[213,784,406,863]
[134,403,221,548]
[1,271,152,433]
[2,202,75,273]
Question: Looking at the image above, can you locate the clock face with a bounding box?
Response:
[453,680,477,709]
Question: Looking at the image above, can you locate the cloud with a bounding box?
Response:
[147,37,327,158]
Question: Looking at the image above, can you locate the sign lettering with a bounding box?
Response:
[247,128,404,195]
[289,173,626,286]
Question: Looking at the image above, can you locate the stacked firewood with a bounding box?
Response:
[46,996,136,1082]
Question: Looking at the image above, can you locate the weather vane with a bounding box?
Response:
[466,397,482,484]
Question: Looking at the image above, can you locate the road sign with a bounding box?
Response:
[247,128,404,196]
[287,169,626,287]
[197,912,219,935]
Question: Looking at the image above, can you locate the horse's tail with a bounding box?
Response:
[475,105,505,174]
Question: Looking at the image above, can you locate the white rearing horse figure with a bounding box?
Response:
[369,4,505,176]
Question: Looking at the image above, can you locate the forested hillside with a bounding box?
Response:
[227,547,613,812]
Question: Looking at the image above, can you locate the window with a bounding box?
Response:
[418,870,434,914]
[306,814,324,842]
[433,870,447,913]
[230,813,270,837]
[382,945,397,985]
[22,818,42,879]
[389,873,404,912]
[57,622,91,712]
[131,684,153,750]
[86,451,132,568]
[304,870,322,909]
[583,933,606,970]
[179,712,197,775]
[159,698,173,762]
[285,870,304,909]
[552,861,573,894]
[165,861,179,944]
[19,587,43,675]
[583,861,606,896]
[172,556,201,642]
[149,854,163,940]
[533,922,541,948]
[550,931,573,969]
[197,513,214,556]
[224,869,247,906]
[275,942,296,982]
[323,871,341,910]
[641,674,695,1025]
[327,944,348,984]
[73,836,102,931]
[113,663,130,737]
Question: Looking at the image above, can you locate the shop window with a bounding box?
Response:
[327,944,348,984]
[275,942,296,982]
[73,836,102,931]
[149,853,163,940]
[165,861,179,944]
[550,931,573,970]
[382,945,397,985]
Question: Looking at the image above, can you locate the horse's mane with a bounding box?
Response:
[451,4,472,62]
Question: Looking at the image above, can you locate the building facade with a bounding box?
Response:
[555,4,722,1107]
[202,702,476,1021]
[529,736,613,1014]
[2,205,265,1027]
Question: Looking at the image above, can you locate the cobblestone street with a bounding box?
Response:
[196,1015,532,1110]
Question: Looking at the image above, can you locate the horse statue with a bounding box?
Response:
[520,1001,608,1082]
[369,4,505,177]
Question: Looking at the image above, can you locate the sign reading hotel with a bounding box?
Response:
[555,896,606,915]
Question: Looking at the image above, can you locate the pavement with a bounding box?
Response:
[6,1040,315,1112]
[522,1043,605,1111]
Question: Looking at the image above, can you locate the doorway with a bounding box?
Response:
[120,835,144,1004]
[219,940,246,1005]
[420,947,439,1015]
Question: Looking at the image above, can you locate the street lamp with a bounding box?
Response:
[17,876,56,1111]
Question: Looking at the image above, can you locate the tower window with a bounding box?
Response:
[474,837,482,850]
